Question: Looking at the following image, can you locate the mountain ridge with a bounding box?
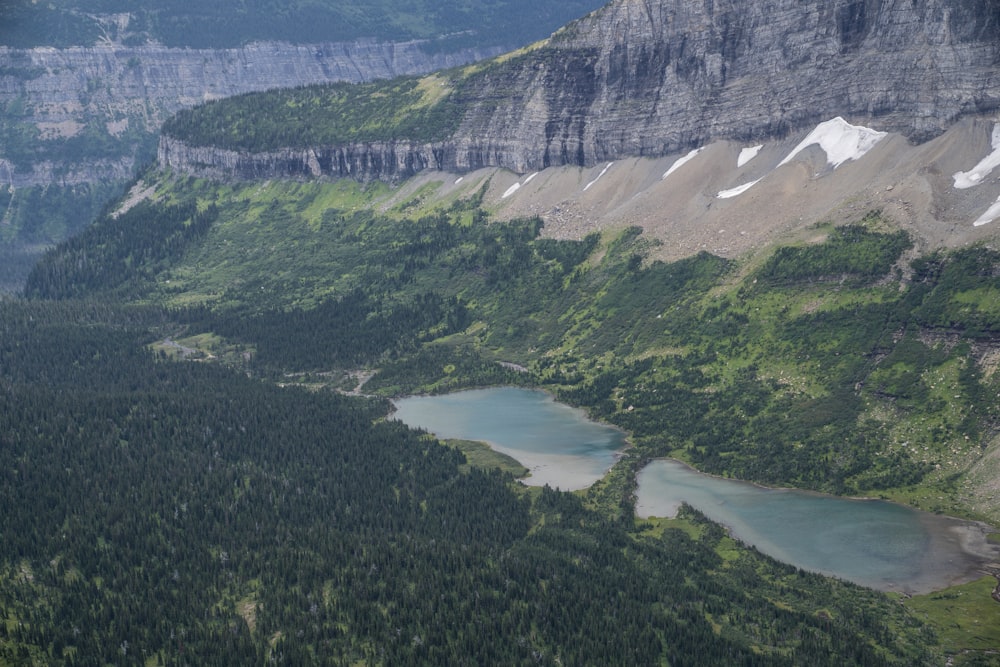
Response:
[157,111,1000,261]
[160,0,1000,181]
[0,0,606,291]
[0,39,504,189]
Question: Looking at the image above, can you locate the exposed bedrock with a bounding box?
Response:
[161,0,1000,181]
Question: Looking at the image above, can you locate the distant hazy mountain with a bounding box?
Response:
[0,0,605,291]
[0,0,606,50]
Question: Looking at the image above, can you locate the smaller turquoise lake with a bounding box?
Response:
[392,387,625,490]
[392,386,1000,593]
[636,459,999,593]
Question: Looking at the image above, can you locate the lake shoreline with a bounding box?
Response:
[392,386,628,491]
[394,387,1000,594]
[636,458,1000,594]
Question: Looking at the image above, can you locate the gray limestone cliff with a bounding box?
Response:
[0,40,503,187]
[157,138,445,182]
[160,0,1000,181]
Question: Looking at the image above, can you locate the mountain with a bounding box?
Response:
[0,41,502,189]
[159,0,1000,260]
[0,0,605,291]
[6,0,1000,663]
[162,0,1000,172]
[0,0,607,50]
[134,0,1000,534]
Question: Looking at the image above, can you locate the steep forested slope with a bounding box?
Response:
[11,157,1000,661]
[25,175,1000,522]
[0,301,937,665]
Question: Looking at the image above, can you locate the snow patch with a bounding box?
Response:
[717,179,761,199]
[953,124,1000,189]
[500,172,539,198]
[501,182,521,199]
[778,117,887,170]
[583,162,614,191]
[662,148,703,180]
[973,194,1000,226]
[737,145,763,168]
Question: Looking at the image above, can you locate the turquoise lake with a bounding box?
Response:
[636,459,999,593]
[393,386,1000,593]
[392,387,626,490]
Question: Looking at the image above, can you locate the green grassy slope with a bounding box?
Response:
[25,176,1000,522]
[18,172,1000,662]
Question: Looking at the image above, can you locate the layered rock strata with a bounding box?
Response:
[161,0,1000,181]
[0,40,504,186]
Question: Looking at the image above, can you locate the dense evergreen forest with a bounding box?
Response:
[161,76,471,151]
[25,181,1000,508]
[0,299,938,664]
[9,171,1000,662]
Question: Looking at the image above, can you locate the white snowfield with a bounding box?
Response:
[715,117,887,199]
[973,197,1000,227]
[583,162,614,191]
[500,172,538,199]
[662,148,703,179]
[951,122,1000,226]
[737,144,763,168]
[717,179,761,199]
[777,117,887,170]
[953,124,1000,189]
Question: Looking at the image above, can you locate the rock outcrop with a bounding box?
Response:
[161,0,1000,181]
[157,137,446,183]
[0,40,503,187]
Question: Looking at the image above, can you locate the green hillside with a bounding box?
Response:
[25,177,1000,522]
[14,170,1000,662]
[10,163,1000,662]
[162,73,470,151]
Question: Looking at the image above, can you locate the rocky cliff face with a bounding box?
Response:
[0,40,503,187]
[158,137,445,182]
[161,0,1000,180]
[483,0,1000,165]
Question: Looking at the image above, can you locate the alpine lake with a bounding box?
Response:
[392,387,1000,594]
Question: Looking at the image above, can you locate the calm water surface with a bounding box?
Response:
[393,387,999,592]
[392,387,625,490]
[637,459,1000,593]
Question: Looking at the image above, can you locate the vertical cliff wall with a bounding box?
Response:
[160,0,1000,181]
[0,40,504,187]
[448,0,1000,171]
